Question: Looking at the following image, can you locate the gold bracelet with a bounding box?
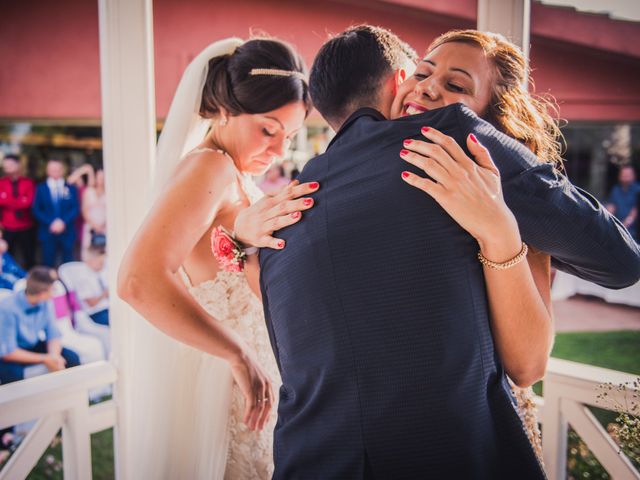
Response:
[477,242,528,270]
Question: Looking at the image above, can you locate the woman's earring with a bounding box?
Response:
[219,116,228,126]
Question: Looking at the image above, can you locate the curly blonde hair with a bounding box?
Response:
[428,30,564,168]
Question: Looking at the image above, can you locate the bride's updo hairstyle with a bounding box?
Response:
[200,37,312,118]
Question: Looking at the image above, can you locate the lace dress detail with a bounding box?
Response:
[178,149,278,478]
[179,268,281,479]
[512,384,544,465]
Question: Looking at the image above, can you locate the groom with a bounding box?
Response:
[258,26,640,479]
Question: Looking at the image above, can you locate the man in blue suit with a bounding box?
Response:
[32,160,80,267]
[256,26,640,479]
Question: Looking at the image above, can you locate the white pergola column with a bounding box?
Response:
[97,0,157,478]
[477,0,531,62]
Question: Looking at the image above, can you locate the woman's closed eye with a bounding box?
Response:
[262,128,276,137]
[448,83,465,93]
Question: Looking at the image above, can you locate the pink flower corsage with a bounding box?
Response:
[210,225,246,272]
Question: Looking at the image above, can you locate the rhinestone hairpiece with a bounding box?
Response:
[249,68,306,81]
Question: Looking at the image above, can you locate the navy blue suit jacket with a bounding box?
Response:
[32,182,80,244]
[260,104,640,479]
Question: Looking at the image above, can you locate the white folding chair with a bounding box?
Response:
[0,288,13,300]
[12,278,26,292]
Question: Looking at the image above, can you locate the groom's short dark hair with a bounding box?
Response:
[309,25,417,127]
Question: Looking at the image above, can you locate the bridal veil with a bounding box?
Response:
[127,37,244,480]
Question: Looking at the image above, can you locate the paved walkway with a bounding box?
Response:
[552,295,640,332]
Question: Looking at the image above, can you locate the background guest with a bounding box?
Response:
[82,168,107,248]
[606,165,639,240]
[258,163,289,195]
[0,228,26,289]
[67,163,96,254]
[0,154,37,269]
[0,267,80,449]
[282,159,300,181]
[76,244,109,326]
[32,160,80,266]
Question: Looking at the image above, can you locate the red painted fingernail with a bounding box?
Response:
[291,211,301,219]
[403,139,413,146]
[303,198,313,206]
[309,182,319,189]
[400,149,409,156]
[402,171,410,179]
[278,240,285,249]
[469,133,478,143]
[421,126,430,134]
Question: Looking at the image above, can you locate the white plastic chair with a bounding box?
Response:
[0,288,13,300]
[12,278,26,292]
[58,261,96,295]
[57,262,111,357]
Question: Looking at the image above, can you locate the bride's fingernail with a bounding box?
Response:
[291,211,301,219]
[469,133,478,143]
[402,171,411,179]
[303,198,313,207]
[400,149,409,156]
[403,139,413,146]
[309,182,319,190]
[422,126,430,134]
[278,240,285,249]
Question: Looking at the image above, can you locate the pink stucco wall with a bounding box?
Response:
[0,0,638,122]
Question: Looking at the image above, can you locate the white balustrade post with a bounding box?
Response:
[62,393,92,480]
[477,0,531,87]
[542,374,569,480]
[97,0,157,478]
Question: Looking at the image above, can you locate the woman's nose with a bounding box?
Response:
[268,137,288,159]
[414,78,439,100]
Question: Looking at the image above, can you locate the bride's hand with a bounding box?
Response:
[229,348,275,431]
[400,127,521,257]
[234,180,320,249]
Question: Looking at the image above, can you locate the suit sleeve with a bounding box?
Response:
[258,257,282,373]
[454,104,640,289]
[31,185,52,225]
[61,185,80,226]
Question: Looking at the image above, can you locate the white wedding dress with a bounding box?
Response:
[174,149,281,479]
[127,38,281,479]
[176,265,280,479]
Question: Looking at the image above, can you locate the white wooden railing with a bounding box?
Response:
[539,358,639,480]
[0,358,638,480]
[0,361,117,480]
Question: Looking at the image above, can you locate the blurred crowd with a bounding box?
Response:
[0,154,110,453]
[257,159,300,196]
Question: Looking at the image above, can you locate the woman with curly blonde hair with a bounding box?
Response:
[391,29,566,460]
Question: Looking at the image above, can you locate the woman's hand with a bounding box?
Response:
[400,127,520,261]
[234,180,320,249]
[229,348,275,431]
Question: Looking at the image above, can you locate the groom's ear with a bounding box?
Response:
[393,69,407,94]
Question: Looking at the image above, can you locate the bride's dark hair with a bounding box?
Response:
[200,37,311,118]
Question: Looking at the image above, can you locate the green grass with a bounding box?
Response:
[549,330,640,375]
[533,330,640,396]
[24,428,114,480]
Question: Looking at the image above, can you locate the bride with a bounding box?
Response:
[118,37,315,478]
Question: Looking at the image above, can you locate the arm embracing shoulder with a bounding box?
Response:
[504,165,640,289]
[454,104,640,288]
